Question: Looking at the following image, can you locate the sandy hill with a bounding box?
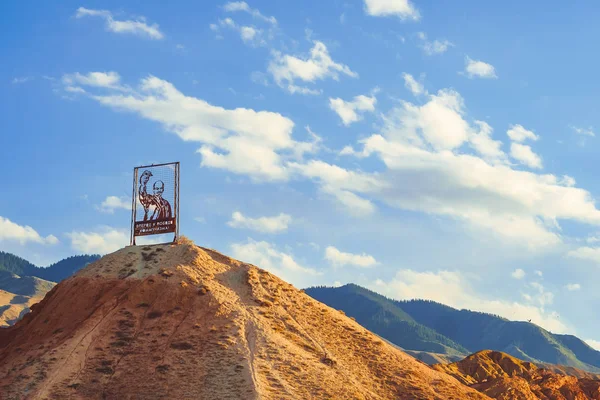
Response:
[432,350,600,399]
[0,273,56,327]
[0,240,488,399]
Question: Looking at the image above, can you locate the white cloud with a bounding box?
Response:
[67,227,128,254]
[586,339,600,351]
[469,121,506,163]
[510,143,543,169]
[402,73,426,96]
[338,88,600,248]
[223,1,277,25]
[529,282,554,307]
[464,57,497,79]
[63,73,323,182]
[62,72,122,89]
[324,246,378,268]
[288,160,386,217]
[380,89,472,151]
[417,32,453,55]
[97,196,131,213]
[566,283,581,291]
[214,18,267,47]
[507,124,539,143]
[567,247,600,263]
[363,0,420,21]
[75,7,164,40]
[371,269,568,333]
[511,268,525,279]
[227,211,292,233]
[268,41,358,95]
[0,216,58,245]
[572,126,595,137]
[534,270,543,277]
[230,239,322,287]
[329,92,377,126]
[11,77,33,84]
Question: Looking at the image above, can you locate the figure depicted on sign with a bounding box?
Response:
[139,170,153,221]
[149,180,172,220]
[138,170,172,221]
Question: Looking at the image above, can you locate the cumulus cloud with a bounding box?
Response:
[62,72,123,90]
[67,227,128,254]
[268,41,358,95]
[97,196,131,213]
[571,126,595,137]
[227,211,292,233]
[363,0,420,21]
[288,160,386,217]
[510,143,543,169]
[566,283,581,291]
[567,247,600,263]
[230,239,322,287]
[402,73,426,96]
[464,57,497,79]
[329,92,377,126]
[511,268,525,279]
[417,32,453,55]
[223,1,277,25]
[11,77,33,84]
[324,246,378,268]
[586,339,600,351]
[62,73,323,182]
[507,124,539,143]
[213,18,267,47]
[75,7,164,40]
[0,216,58,245]
[337,88,600,248]
[371,269,568,333]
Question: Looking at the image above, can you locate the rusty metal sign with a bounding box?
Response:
[130,162,180,244]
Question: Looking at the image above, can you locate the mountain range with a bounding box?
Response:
[305,284,600,373]
[0,251,100,282]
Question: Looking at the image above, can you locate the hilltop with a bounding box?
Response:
[0,240,487,399]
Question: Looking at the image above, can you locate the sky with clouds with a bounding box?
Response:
[3,0,600,348]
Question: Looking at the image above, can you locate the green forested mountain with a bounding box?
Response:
[305,284,600,372]
[0,252,100,282]
[0,252,36,276]
[306,284,468,357]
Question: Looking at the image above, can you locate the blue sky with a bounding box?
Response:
[4,0,600,347]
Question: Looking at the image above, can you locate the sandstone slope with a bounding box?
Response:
[432,350,600,399]
[0,272,55,327]
[0,240,489,400]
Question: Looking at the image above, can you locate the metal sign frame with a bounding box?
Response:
[130,161,180,245]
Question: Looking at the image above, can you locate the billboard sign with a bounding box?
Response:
[130,162,180,244]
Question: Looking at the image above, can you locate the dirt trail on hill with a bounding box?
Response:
[0,240,489,399]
